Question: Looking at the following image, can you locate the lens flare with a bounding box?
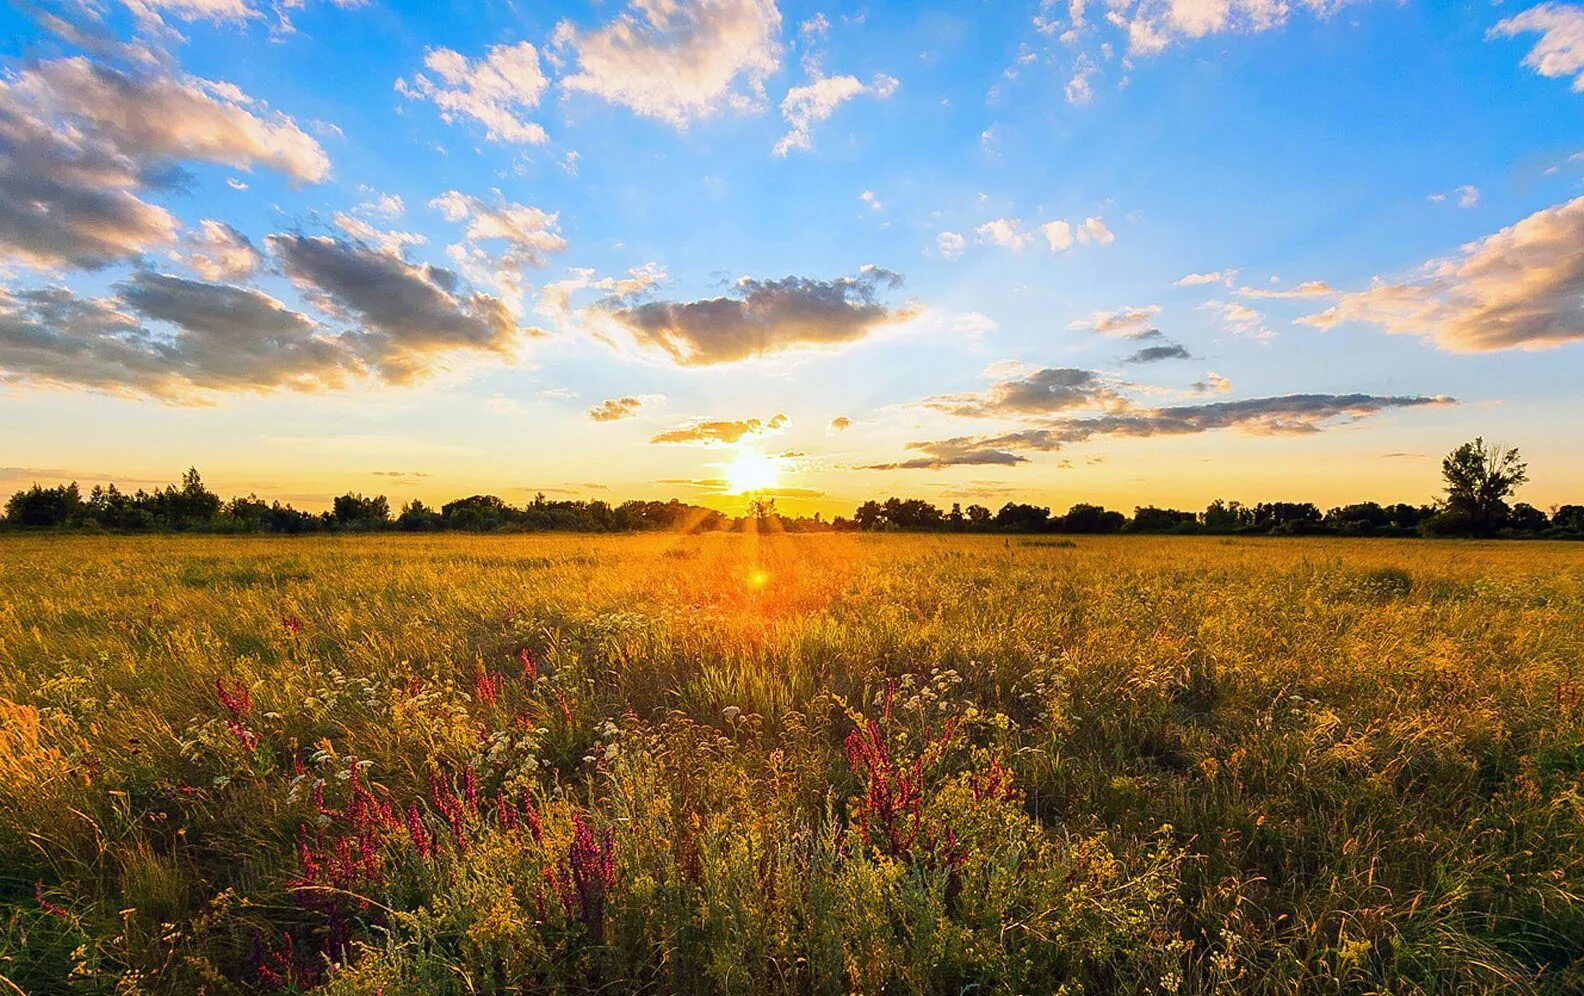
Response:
[724,450,781,495]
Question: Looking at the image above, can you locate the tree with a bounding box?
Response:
[747,497,777,522]
[1508,502,1549,533]
[1553,505,1584,534]
[1437,437,1528,536]
[332,493,391,528]
[1060,503,1125,534]
[5,483,83,526]
[994,502,1050,532]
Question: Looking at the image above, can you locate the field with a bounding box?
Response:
[2,533,1583,994]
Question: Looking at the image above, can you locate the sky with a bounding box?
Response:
[0,0,1581,518]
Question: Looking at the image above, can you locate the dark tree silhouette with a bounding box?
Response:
[1436,437,1528,536]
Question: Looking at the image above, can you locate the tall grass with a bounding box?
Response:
[1,533,1581,993]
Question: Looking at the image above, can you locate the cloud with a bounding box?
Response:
[1080,216,1115,244]
[554,0,782,128]
[267,233,522,381]
[120,0,367,28]
[859,435,1031,470]
[116,270,358,390]
[396,42,549,144]
[175,220,261,281]
[0,274,359,397]
[859,190,882,211]
[650,412,787,445]
[430,190,566,264]
[827,415,852,433]
[862,392,1454,469]
[1302,195,1584,352]
[332,213,426,256]
[1210,300,1273,339]
[924,366,1118,417]
[1115,0,1380,57]
[1192,371,1233,394]
[976,218,1033,250]
[977,215,1113,253]
[1070,304,1162,339]
[1125,343,1192,363]
[0,57,329,270]
[936,231,967,259]
[1237,280,1335,299]
[1490,3,1584,92]
[773,72,897,155]
[587,394,662,421]
[1176,270,1234,287]
[600,266,914,365]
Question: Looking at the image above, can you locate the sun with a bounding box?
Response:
[724,450,781,495]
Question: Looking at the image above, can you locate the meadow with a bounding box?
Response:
[2,532,1582,994]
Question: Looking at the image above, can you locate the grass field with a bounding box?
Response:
[2,533,1583,994]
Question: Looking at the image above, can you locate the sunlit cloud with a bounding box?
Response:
[587,394,664,421]
[650,412,787,445]
[0,57,328,270]
[863,393,1454,470]
[773,71,897,156]
[598,266,917,365]
[396,42,550,144]
[1303,195,1584,351]
[1069,304,1162,339]
[554,0,782,127]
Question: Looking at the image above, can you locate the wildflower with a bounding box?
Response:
[282,614,304,636]
[474,666,503,707]
[35,882,69,919]
[405,803,433,859]
[518,647,538,681]
[721,705,741,722]
[552,813,617,940]
[521,790,545,845]
[214,676,259,751]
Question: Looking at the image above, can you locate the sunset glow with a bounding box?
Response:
[0,2,1580,515]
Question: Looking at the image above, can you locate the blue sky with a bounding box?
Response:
[1,0,1581,514]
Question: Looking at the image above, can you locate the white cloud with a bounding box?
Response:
[936,231,967,259]
[555,0,782,128]
[978,215,1113,253]
[1490,3,1584,92]
[1116,0,1379,57]
[859,190,882,211]
[175,220,261,281]
[332,212,426,256]
[1237,279,1335,299]
[430,191,566,262]
[0,57,328,270]
[1458,184,1481,208]
[977,218,1033,250]
[1175,270,1234,286]
[1210,300,1274,340]
[1080,216,1114,245]
[396,42,549,144]
[1303,194,1584,352]
[773,72,897,155]
[1040,220,1073,251]
[1070,304,1162,338]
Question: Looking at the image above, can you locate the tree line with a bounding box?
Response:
[3,439,1578,539]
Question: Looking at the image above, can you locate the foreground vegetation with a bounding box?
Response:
[3,532,1583,993]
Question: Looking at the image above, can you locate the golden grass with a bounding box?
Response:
[1,533,1582,993]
